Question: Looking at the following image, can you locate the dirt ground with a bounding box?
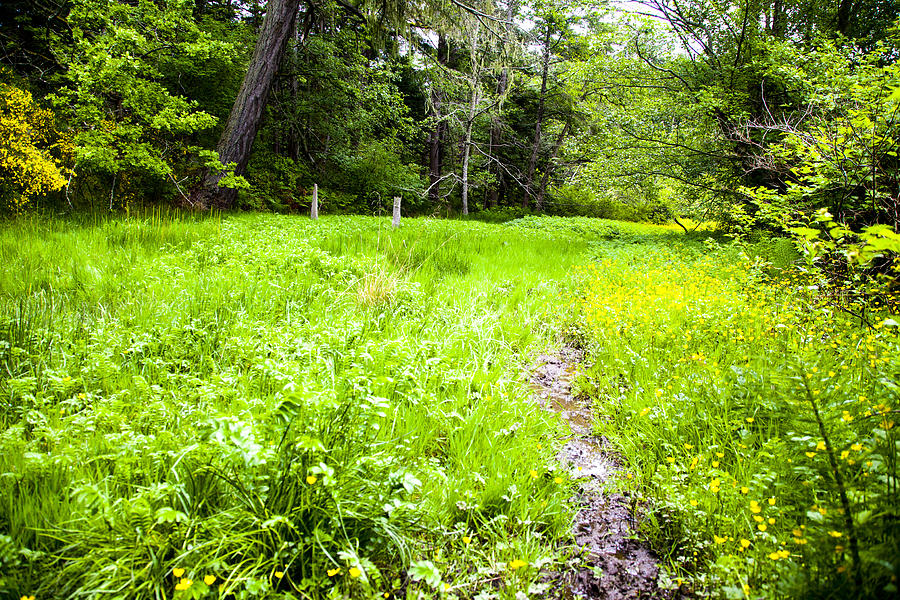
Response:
[530,348,677,600]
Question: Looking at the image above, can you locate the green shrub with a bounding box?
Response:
[241,152,311,211]
[332,141,424,213]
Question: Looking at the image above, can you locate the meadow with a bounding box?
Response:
[566,231,900,598]
[0,213,599,600]
[0,213,897,600]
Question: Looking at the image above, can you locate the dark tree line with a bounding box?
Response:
[2,0,899,232]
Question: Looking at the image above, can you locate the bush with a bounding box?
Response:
[544,185,673,223]
[332,141,424,213]
[0,82,70,212]
[468,206,535,223]
[241,152,311,211]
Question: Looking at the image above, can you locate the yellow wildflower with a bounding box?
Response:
[175,578,193,591]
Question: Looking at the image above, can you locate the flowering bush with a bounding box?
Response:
[0,82,70,210]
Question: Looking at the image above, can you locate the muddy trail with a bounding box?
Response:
[531,348,677,600]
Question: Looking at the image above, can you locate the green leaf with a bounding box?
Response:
[408,560,441,589]
[790,227,822,240]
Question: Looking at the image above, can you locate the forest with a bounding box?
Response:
[1,0,900,599]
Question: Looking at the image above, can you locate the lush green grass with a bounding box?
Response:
[0,213,619,600]
[567,234,900,599]
[4,212,896,600]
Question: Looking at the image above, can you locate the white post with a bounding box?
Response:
[311,183,318,220]
[392,196,401,228]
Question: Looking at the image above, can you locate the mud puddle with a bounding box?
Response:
[530,347,673,600]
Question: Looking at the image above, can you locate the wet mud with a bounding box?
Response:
[531,348,673,600]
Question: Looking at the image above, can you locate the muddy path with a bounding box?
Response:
[530,347,672,600]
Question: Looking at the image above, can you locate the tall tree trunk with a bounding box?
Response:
[525,23,552,209]
[428,35,449,207]
[486,113,504,209]
[836,0,854,35]
[771,0,785,38]
[461,79,480,216]
[535,119,570,211]
[193,0,301,209]
[289,19,301,161]
[461,23,486,217]
[487,0,517,210]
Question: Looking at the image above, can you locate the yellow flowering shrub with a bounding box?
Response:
[0,82,70,210]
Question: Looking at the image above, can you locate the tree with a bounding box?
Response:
[522,0,603,210]
[193,0,302,209]
[615,0,900,207]
[426,34,451,207]
[486,0,519,209]
[49,0,234,209]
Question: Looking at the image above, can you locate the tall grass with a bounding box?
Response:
[6,212,885,599]
[566,234,900,599]
[0,213,597,599]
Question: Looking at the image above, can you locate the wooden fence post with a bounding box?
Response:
[392,196,401,228]
[311,183,318,220]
